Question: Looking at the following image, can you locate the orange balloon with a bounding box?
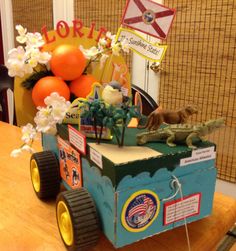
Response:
[69,74,97,98]
[32,76,70,107]
[50,44,86,81]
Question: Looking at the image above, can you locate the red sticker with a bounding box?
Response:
[163,193,201,225]
[58,136,82,189]
[68,124,86,155]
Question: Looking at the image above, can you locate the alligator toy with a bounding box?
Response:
[136,118,225,149]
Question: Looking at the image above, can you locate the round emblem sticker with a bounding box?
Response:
[121,190,160,232]
[142,10,155,25]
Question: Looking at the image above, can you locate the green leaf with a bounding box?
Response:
[21,70,53,90]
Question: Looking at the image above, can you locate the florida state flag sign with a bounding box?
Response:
[121,0,176,40]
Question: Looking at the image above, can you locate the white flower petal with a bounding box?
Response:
[21,145,35,153]
[10,149,22,157]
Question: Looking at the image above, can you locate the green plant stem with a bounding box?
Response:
[98,124,103,144]
[121,118,126,147]
[93,117,98,142]
[114,132,121,147]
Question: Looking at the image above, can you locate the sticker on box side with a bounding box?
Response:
[192,146,215,157]
[163,193,201,225]
[121,190,160,232]
[90,147,103,169]
[180,149,216,166]
[68,124,86,155]
[57,136,82,189]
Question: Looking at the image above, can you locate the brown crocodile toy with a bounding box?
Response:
[139,105,198,131]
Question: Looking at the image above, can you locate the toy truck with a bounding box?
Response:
[30,123,217,250]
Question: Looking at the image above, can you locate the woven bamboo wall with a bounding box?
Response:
[162,0,236,182]
[12,0,53,43]
[74,0,132,70]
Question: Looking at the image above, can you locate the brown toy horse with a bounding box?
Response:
[139,105,198,131]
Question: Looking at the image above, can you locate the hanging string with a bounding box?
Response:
[161,175,191,251]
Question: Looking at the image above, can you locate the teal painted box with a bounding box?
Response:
[42,124,217,248]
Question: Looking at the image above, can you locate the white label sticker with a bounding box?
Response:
[192,146,215,157]
[180,147,216,166]
[116,27,167,62]
[164,193,201,225]
[68,125,86,155]
[90,148,103,169]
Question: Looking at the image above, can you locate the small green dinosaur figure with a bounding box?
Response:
[136,118,225,149]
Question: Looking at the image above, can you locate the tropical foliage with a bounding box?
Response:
[80,99,141,146]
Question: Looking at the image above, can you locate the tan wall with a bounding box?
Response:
[74,0,132,70]
[162,0,236,182]
[12,0,53,43]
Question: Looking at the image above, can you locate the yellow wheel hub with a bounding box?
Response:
[57,201,73,246]
[31,159,40,192]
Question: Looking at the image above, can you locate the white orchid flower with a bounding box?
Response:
[100,54,109,69]
[79,45,99,59]
[25,46,51,66]
[6,46,28,77]
[121,39,130,53]
[50,103,70,123]
[105,31,116,41]
[6,61,25,77]
[8,46,26,62]
[44,92,68,106]
[10,148,22,158]
[34,115,54,133]
[26,32,45,48]
[21,123,37,144]
[16,25,27,44]
[111,42,121,56]
[98,37,108,47]
[44,93,71,123]
[38,51,52,64]
[22,62,34,75]
[21,145,35,153]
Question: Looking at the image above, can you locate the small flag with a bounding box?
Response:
[121,0,176,40]
[128,196,155,218]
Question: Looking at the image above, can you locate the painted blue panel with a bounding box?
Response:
[81,157,116,244]
[116,159,215,192]
[115,166,216,248]
[42,133,59,158]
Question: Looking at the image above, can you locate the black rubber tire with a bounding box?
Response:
[30,151,60,199]
[56,188,100,251]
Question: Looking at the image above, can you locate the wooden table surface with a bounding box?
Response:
[0,121,236,251]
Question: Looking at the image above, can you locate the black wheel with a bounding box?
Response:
[30,151,60,199]
[56,188,100,251]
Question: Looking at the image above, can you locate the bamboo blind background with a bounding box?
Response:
[162,0,236,182]
[74,0,132,70]
[12,0,53,43]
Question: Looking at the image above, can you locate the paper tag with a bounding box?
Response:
[68,125,86,155]
[90,148,103,169]
[116,27,167,62]
[164,193,201,225]
[57,136,82,189]
[180,147,216,166]
[192,146,215,157]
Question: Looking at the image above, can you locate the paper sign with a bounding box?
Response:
[68,125,86,155]
[90,147,103,169]
[180,147,216,166]
[121,0,176,40]
[57,136,82,189]
[116,27,167,62]
[164,193,201,225]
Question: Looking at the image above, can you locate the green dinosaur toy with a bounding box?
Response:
[136,118,225,149]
